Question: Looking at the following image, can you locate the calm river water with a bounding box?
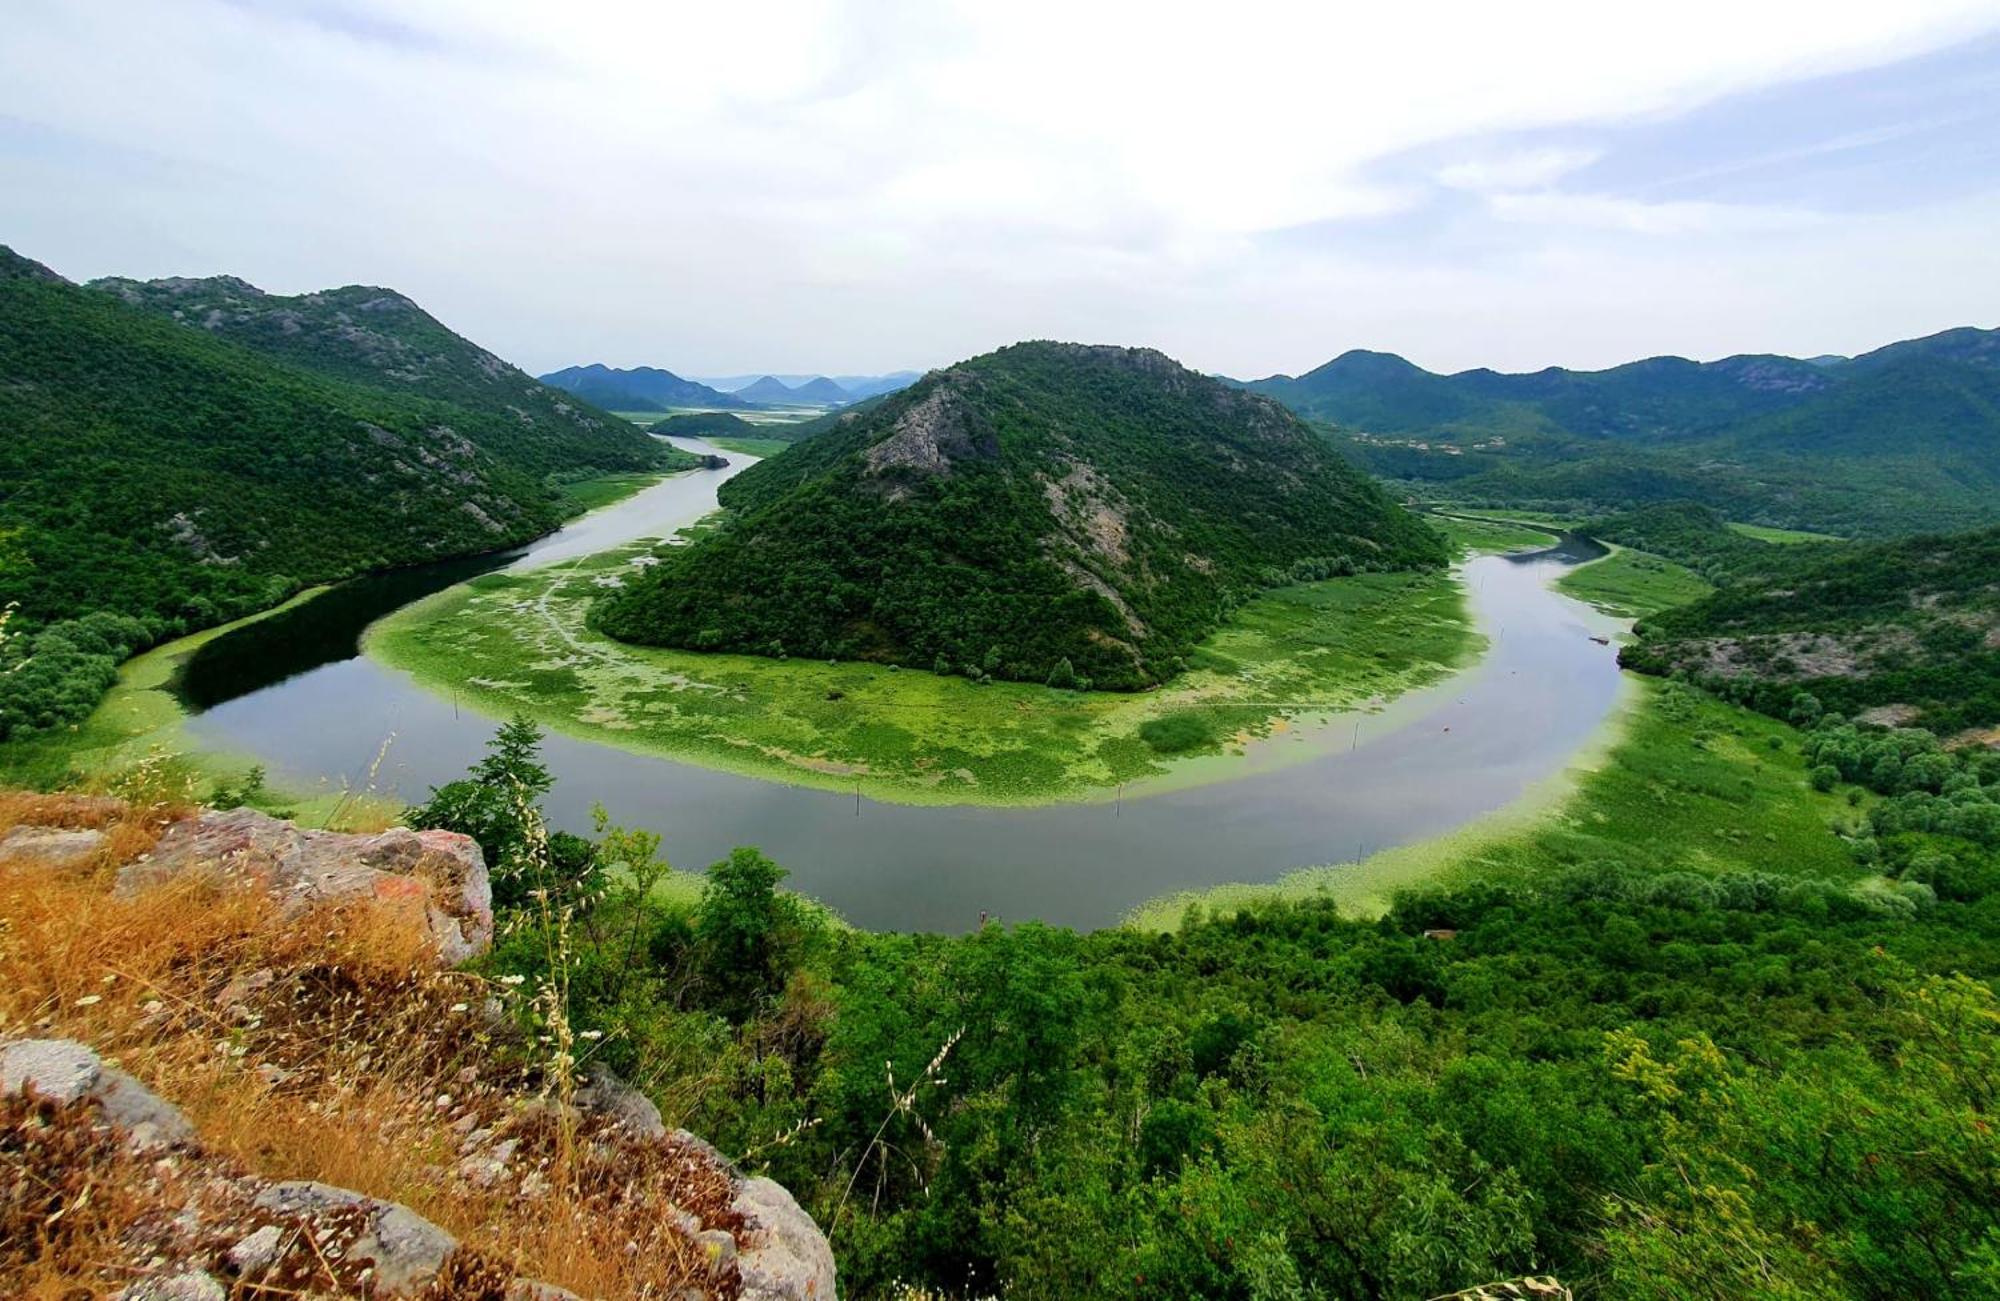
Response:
[181,439,1625,931]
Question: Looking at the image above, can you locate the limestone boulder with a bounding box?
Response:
[734,1175,840,1301]
[253,1180,460,1295]
[119,808,492,962]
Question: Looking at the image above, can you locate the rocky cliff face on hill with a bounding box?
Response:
[595,341,1446,688]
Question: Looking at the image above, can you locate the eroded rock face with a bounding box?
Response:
[118,808,492,963]
[862,378,997,485]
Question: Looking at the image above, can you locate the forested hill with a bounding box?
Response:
[594,341,1446,689]
[1248,328,2000,537]
[1621,526,2000,738]
[93,275,669,475]
[0,247,668,742]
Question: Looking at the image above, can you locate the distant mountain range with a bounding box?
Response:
[539,365,918,413]
[1242,327,2000,537]
[695,371,921,402]
[537,364,751,413]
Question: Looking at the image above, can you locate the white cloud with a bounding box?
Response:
[1437,149,1604,193]
[1483,191,1823,236]
[1,0,1998,375]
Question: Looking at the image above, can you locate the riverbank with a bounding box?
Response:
[369,536,1482,806]
[1124,674,1859,927]
[0,461,706,819]
[0,589,398,829]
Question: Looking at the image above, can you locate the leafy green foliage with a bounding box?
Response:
[409,715,604,910]
[497,794,2000,1297]
[1623,526,2000,735]
[595,342,1446,689]
[0,611,150,742]
[695,848,821,1020]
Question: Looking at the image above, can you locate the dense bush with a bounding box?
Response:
[0,610,152,741]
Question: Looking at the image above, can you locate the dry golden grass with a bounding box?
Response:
[0,795,732,1299]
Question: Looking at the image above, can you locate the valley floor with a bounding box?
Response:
[367,536,1481,805]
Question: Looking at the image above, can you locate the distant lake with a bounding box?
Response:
[180,438,1626,931]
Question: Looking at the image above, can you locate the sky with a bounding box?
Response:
[4,1,2000,379]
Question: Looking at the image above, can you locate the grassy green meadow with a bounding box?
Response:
[370,533,1481,805]
[702,436,793,458]
[1554,544,1714,619]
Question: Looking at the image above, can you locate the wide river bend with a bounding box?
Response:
[181,440,1626,931]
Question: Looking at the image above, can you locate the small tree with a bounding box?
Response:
[412,713,570,910]
[981,644,1004,676]
[696,847,816,1018]
[1046,657,1077,690]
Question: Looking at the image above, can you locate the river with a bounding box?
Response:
[179,437,1626,931]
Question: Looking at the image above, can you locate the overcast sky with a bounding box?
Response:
[5,2,2000,379]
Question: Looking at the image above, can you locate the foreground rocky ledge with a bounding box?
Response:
[0,796,836,1300]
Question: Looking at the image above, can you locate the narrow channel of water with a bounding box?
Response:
[180,439,1626,931]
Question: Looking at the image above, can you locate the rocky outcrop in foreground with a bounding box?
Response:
[1,796,837,1299]
[118,807,495,964]
[4,1037,554,1298]
[3,1038,835,1299]
[577,1066,838,1301]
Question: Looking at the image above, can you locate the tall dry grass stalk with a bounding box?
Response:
[0,794,723,1298]
[830,1026,964,1237]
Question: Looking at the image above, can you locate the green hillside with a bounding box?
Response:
[93,276,672,475]
[0,248,680,741]
[1622,526,2000,736]
[649,411,760,438]
[1251,329,2000,536]
[596,341,1446,689]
